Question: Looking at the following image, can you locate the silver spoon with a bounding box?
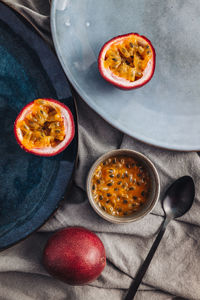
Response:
[125,176,195,300]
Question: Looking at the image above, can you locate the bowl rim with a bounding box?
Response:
[86,149,160,224]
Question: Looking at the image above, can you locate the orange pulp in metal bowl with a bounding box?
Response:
[91,155,151,217]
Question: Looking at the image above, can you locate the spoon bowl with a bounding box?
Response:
[163,176,195,219]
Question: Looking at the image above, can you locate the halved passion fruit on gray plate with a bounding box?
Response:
[98,33,156,90]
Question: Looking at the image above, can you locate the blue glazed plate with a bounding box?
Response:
[51,0,200,151]
[0,2,78,250]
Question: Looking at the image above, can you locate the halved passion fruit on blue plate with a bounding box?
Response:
[14,98,75,156]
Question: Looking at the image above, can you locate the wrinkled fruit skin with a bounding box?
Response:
[43,227,106,285]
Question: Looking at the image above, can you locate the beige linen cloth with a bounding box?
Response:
[1,1,200,299]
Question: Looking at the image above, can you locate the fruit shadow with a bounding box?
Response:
[81,61,117,95]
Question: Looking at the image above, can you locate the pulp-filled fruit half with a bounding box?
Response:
[14,98,75,156]
[98,33,156,89]
[43,227,106,285]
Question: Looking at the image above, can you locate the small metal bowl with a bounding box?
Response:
[87,149,160,224]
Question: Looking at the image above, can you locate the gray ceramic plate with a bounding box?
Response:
[51,0,200,151]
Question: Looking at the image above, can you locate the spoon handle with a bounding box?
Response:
[124,217,170,300]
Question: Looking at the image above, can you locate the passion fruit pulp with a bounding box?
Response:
[98,33,156,89]
[14,98,75,156]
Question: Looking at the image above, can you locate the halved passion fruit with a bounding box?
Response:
[14,98,75,156]
[98,33,155,89]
